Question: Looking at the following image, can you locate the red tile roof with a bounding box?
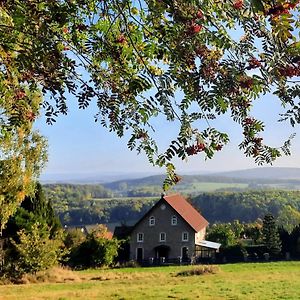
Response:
[163,194,208,232]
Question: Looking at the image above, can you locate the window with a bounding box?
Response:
[159,232,166,242]
[171,215,177,226]
[182,232,189,242]
[137,232,144,242]
[149,216,155,226]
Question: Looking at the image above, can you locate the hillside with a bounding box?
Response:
[213,167,300,180]
[102,168,300,196]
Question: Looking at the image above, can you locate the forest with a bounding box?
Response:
[43,183,300,233]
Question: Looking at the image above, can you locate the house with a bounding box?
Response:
[65,224,113,239]
[127,194,220,264]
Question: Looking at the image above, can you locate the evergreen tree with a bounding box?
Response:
[2,183,63,277]
[262,214,282,256]
[4,182,61,240]
[290,225,300,258]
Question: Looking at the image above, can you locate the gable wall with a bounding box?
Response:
[195,228,206,244]
[129,200,196,260]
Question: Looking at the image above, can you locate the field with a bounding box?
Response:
[174,182,249,194]
[1,261,300,299]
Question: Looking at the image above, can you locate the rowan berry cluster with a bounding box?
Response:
[247,58,262,69]
[187,10,204,35]
[267,2,299,16]
[233,0,244,10]
[186,143,206,155]
[239,77,253,89]
[278,65,300,77]
[244,117,255,125]
[16,90,26,100]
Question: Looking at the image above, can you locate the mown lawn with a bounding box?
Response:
[1,261,300,300]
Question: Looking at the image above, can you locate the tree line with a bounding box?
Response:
[44,185,300,231]
[192,190,300,230]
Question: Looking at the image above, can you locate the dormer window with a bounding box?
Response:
[171,215,177,226]
[149,216,155,226]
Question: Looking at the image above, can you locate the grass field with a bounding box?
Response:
[1,261,300,300]
[174,182,249,194]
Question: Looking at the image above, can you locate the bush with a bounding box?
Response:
[176,265,219,277]
[9,223,65,276]
[221,244,248,262]
[67,234,120,269]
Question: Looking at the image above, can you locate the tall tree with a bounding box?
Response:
[262,213,282,256]
[206,223,237,247]
[1,0,300,226]
[3,182,61,240]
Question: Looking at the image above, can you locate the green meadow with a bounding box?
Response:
[1,262,300,299]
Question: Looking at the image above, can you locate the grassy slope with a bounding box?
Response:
[1,262,300,300]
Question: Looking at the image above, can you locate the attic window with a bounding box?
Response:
[171,215,177,226]
[149,216,155,226]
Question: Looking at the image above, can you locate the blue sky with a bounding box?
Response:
[35,90,300,179]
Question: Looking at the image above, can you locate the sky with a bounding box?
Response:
[32,7,300,181]
[35,89,300,180]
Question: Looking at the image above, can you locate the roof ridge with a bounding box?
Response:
[163,194,208,232]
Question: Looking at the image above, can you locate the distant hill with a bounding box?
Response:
[103,167,300,189]
[40,171,161,184]
[42,167,300,197]
[102,167,300,196]
[213,167,300,180]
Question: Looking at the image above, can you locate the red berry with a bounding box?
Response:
[116,35,126,44]
[244,117,254,125]
[247,57,261,69]
[26,111,36,122]
[196,143,206,151]
[190,24,202,34]
[239,77,253,89]
[196,10,203,19]
[16,90,26,99]
[253,137,263,145]
[278,65,299,77]
[233,0,244,9]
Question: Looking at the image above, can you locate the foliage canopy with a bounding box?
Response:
[1,0,300,226]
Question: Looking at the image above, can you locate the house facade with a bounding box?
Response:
[129,194,217,263]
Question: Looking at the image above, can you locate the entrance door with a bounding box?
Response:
[182,247,189,261]
[136,247,143,262]
[154,245,170,261]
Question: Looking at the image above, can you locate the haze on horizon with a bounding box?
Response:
[35,88,300,181]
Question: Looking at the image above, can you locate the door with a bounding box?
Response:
[182,247,189,261]
[155,245,170,261]
[136,247,143,262]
